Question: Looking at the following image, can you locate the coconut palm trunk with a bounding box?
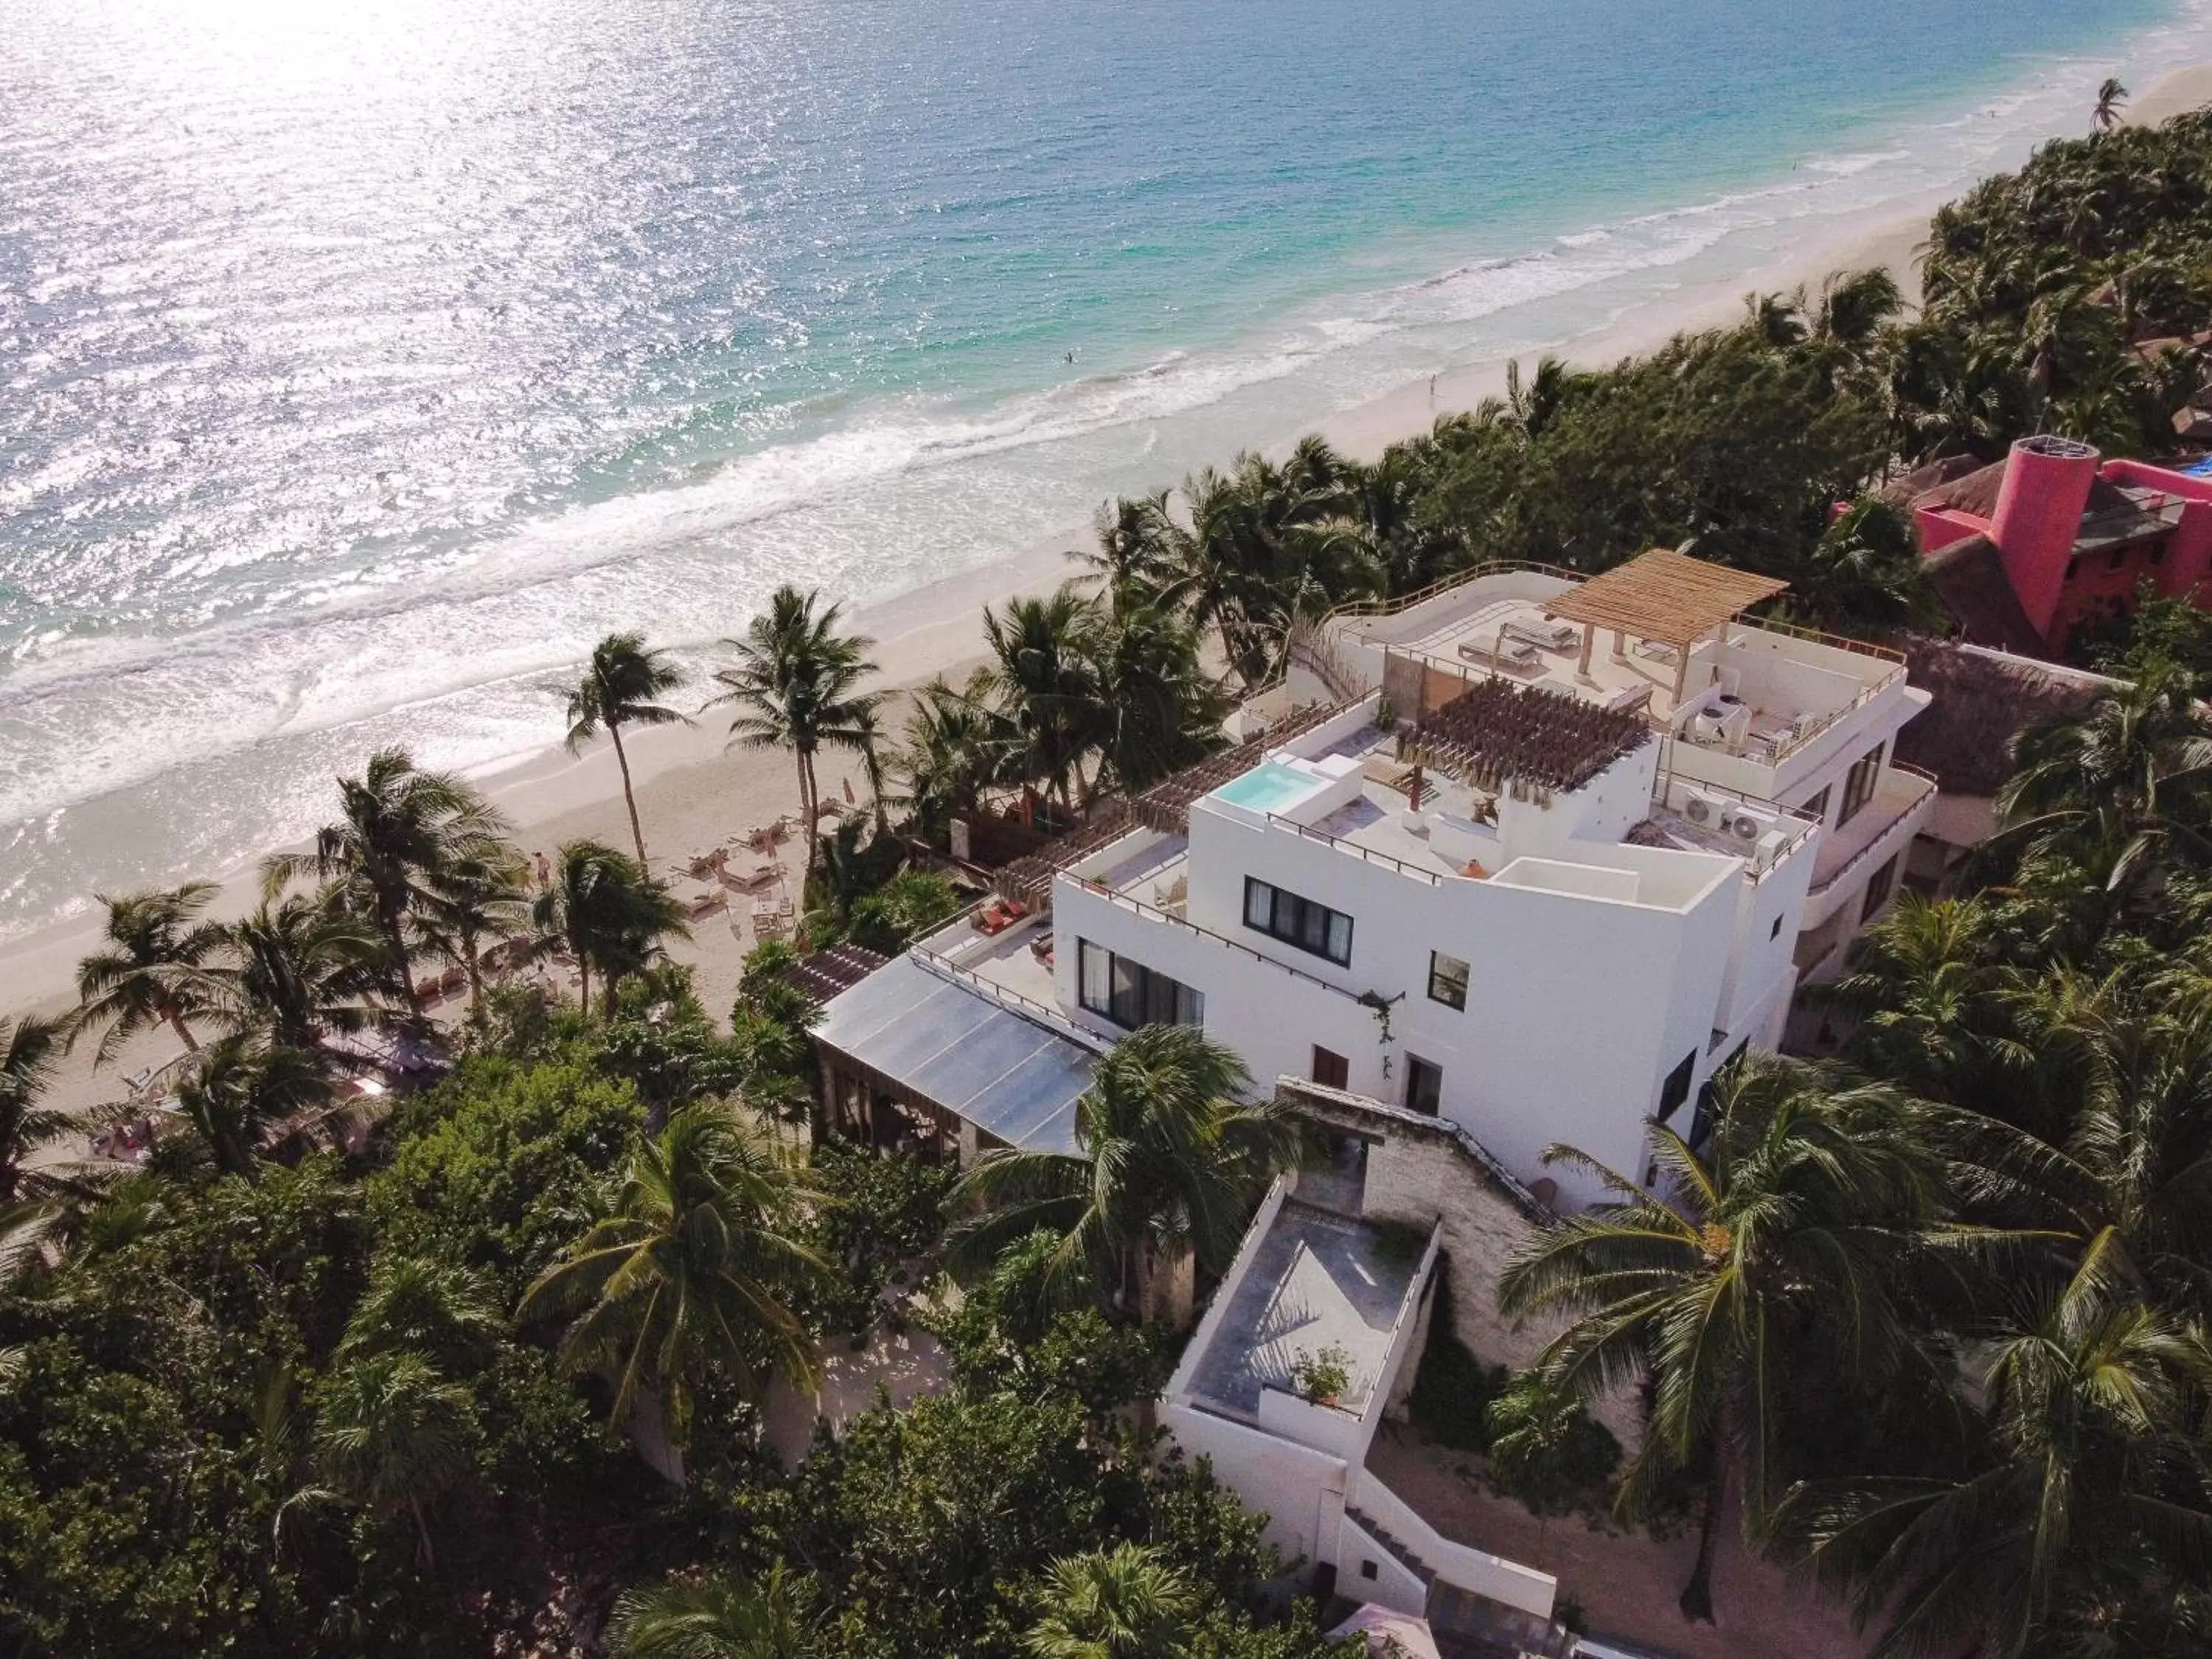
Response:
[162,1000,201,1052]
[1680,1464,1724,1622]
[608,719,649,868]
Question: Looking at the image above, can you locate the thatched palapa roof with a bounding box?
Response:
[1543,549,1787,647]
[1921,533,2047,657]
[1891,639,2110,798]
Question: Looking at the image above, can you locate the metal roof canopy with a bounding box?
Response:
[1543,549,1789,648]
[813,955,1094,1156]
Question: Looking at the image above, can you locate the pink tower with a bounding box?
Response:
[1989,435,2100,644]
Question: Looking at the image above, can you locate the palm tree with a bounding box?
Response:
[1079,491,1184,616]
[1084,603,1224,796]
[518,1105,828,1467]
[1991,674,2212,898]
[206,894,388,1052]
[0,1200,63,1388]
[530,840,688,1018]
[894,672,1004,846]
[71,883,226,1064]
[1498,1055,1950,1622]
[174,1034,344,1179]
[706,587,880,881]
[976,584,1109,813]
[607,1565,814,1659]
[1023,1543,1200,1659]
[848,699,893,837]
[562,633,691,867]
[265,747,513,1011]
[1812,267,1905,364]
[1334,444,1466,600]
[312,1349,480,1571]
[0,1015,66,1208]
[1783,499,1943,633]
[1947,961,2212,1312]
[414,846,532,1014]
[1823,894,2017,1105]
[1789,1240,2212,1658]
[338,1256,502,1368]
[945,1024,1298,1326]
[2093,77,2128,134]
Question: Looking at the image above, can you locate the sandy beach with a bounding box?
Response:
[10,63,2209,1123]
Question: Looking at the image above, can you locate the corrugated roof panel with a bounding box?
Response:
[815,956,1093,1159]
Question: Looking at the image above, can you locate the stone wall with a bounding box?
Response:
[1279,1079,1642,1450]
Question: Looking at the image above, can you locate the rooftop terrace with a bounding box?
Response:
[1185,1199,1422,1422]
[1322,554,1907,773]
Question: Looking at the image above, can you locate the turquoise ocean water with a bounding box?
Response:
[1,0,2206,939]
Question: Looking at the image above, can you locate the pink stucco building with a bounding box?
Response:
[1908,437,2212,658]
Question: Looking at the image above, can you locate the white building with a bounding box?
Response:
[1285,550,1935,987]
[815,551,1935,1209]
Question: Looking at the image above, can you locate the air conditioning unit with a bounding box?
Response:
[1725,803,1778,844]
[1683,787,1730,827]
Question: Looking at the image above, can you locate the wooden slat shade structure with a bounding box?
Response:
[1543,549,1789,648]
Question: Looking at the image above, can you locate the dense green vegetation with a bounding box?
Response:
[1,888,1331,1656]
[1494,639,2212,1650]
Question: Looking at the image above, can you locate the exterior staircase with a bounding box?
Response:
[1343,1503,1574,1659]
[1344,1501,1437,1590]
[1287,622,1371,703]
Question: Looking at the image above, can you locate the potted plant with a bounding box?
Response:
[1290,1343,1354,1408]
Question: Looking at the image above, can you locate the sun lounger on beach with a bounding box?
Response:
[672,880,726,919]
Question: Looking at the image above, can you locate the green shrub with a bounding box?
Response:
[1406,1287,1506,1452]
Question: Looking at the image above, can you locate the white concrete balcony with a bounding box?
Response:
[1802,764,1937,930]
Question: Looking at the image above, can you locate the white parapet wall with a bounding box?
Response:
[1345,1460,1557,1619]
[1158,1186,1557,1624]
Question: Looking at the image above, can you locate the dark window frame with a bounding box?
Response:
[1405,1054,1444,1117]
[1076,939,1204,1030]
[1427,950,1470,1010]
[1242,877,1353,966]
[1655,1050,1696,1124]
[1837,744,1884,827]
[1311,1046,1349,1091]
[1861,854,1899,924]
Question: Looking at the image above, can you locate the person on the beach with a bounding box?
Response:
[534,850,552,887]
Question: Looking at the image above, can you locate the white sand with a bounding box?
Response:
[15,63,2212,1116]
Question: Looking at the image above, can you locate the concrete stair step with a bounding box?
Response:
[1343,1503,1436,1587]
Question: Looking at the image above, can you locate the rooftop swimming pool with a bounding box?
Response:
[1211,761,1321,813]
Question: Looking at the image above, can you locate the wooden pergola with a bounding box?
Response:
[1543,549,1790,706]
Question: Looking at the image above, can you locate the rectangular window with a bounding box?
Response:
[1312,1046,1349,1091]
[1076,940,1203,1031]
[2108,546,2128,572]
[1798,785,1831,826]
[1689,1040,1750,1150]
[2152,540,2168,567]
[1837,745,1884,827]
[1861,854,1899,924]
[1405,1056,1443,1117]
[1655,1050,1696,1125]
[1427,950,1470,1010]
[1242,877,1353,966]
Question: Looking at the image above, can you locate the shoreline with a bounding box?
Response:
[7,63,2211,1100]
